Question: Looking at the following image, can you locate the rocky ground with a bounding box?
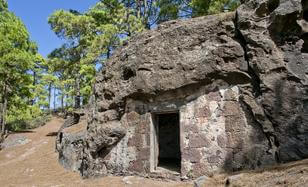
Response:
[195,159,308,187]
[0,117,307,186]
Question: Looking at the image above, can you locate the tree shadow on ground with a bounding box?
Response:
[46,132,58,136]
[11,130,35,134]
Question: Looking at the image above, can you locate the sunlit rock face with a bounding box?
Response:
[56,0,308,179]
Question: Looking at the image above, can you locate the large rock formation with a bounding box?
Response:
[56,0,308,180]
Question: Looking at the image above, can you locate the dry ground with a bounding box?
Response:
[0,118,192,187]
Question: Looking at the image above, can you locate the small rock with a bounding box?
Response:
[122,176,134,185]
[194,176,215,187]
[1,135,30,149]
[226,174,244,185]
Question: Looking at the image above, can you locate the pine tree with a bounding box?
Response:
[190,0,241,17]
[47,0,144,110]
[0,2,43,133]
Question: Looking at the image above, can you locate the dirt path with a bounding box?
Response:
[0,118,192,187]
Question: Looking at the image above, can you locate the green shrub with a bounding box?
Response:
[6,105,52,131]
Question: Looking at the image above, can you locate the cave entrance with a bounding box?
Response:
[151,112,181,174]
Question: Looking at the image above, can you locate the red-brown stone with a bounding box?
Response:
[182,148,202,163]
[189,133,211,148]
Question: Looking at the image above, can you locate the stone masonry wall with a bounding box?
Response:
[96,83,275,179]
[180,85,275,178]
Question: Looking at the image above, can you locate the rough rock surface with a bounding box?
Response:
[56,0,308,179]
[1,134,30,149]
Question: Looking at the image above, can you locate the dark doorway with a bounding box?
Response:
[156,112,181,173]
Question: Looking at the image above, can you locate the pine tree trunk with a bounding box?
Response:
[53,87,56,110]
[32,70,36,105]
[137,0,141,19]
[107,47,111,59]
[1,84,7,134]
[61,92,64,112]
[71,95,74,108]
[143,0,150,29]
[75,75,81,109]
[65,94,68,108]
[48,83,52,111]
[0,103,2,130]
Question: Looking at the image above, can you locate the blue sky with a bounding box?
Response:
[8,0,97,57]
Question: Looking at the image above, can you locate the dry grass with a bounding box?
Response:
[201,159,308,187]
